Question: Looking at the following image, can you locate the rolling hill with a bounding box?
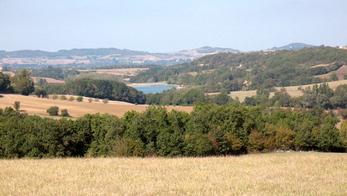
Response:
[131,46,347,92]
[0,46,238,68]
[268,43,315,51]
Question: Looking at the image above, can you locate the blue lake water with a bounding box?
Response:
[133,84,176,94]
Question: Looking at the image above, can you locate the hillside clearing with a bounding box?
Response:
[0,152,346,195]
[0,94,192,117]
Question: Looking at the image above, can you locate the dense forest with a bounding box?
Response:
[131,47,347,92]
[0,104,346,158]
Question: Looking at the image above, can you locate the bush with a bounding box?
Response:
[68,96,75,101]
[94,98,100,102]
[76,96,83,102]
[88,98,93,103]
[102,99,109,104]
[52,94,58,100]
[47,106,59,116]
[34,88,48,98]
[13,101,20,112]
[60,95,67,100]
[60,109,70,117]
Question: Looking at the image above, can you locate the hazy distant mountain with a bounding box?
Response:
[269,43,315,51]
[0,46,238,67]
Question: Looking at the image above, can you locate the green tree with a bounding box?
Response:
[10,69,35,95]
[0,72,12,92]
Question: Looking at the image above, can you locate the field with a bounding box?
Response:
[215,79,347,102]
[0,152,346,195]
[32,77,65,84]
[0,94,192,117]
[79,68,149,77]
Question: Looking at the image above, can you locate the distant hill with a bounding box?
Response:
[269,43,315,51]
[0,46,238,68]
[131,46,347,92]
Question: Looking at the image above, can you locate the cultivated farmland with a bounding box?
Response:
[0,152,346,195]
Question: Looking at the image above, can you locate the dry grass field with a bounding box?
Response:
[215,79,347,102]
[0,94,192,117]
[79,68,149,77]
[0,152,346,195]
[32,77,65,84]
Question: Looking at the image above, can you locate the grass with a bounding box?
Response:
[0,152,346,195]
[0,94,192,118]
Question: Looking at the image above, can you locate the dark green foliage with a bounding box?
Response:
[65,78,145,104]
[0,104,345,158]
[10,69,35,95]
[47,106,59,116]
[146,88,208,105]
[0,72,12,93]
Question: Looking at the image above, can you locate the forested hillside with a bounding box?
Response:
[131,47,347,92]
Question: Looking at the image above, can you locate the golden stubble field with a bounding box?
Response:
[0,152,346,195]
[0,94,192,117]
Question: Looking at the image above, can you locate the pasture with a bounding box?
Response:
[0,152,346,195]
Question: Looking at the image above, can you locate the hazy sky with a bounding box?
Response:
[1,0,346,52]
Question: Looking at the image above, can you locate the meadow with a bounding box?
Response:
[0,152,346,195]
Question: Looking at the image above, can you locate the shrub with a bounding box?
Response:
[102,99,109,104]
[60,95,67,100]
[52,94,58,100]
[14,101,21,112]
[94,98,100,102]
[76,96,83,102]
[248,130,266,152]
[60,109,70,117]
[68,96,75,101]
[34,88,48,98]
[88,98,93,103]
[47,106,59,116]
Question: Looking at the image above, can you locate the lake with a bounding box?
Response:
[131,83,176,94]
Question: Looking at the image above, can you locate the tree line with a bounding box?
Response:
[0,70,146,104]
[0,104,346,158]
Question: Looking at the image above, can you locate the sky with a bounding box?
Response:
[0,0,347,52]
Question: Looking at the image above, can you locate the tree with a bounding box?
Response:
[47,106,59,116]
[213,92,230,105]
[10,69,35,95]
[0,72,12,93]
